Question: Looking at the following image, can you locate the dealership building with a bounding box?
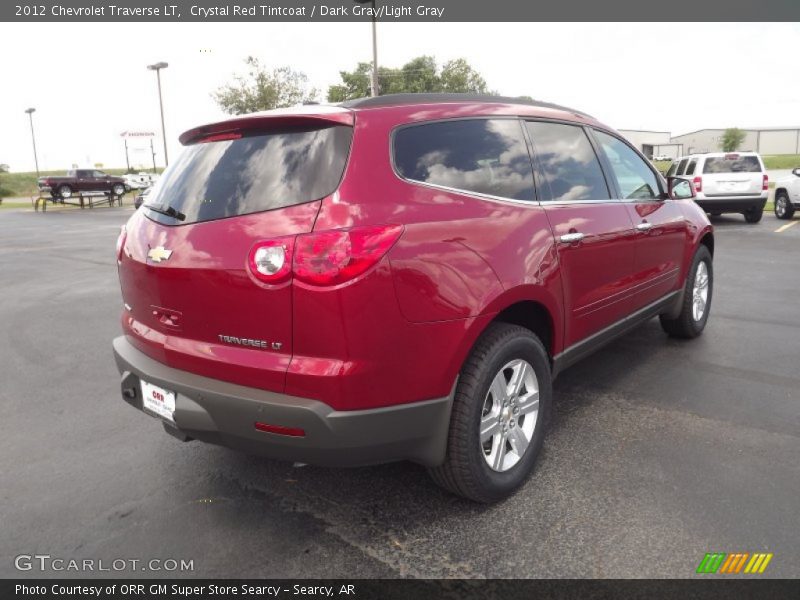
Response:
[619,127,800,159]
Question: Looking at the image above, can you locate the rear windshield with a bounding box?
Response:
[703,156,761,174]
[144,124,352,225]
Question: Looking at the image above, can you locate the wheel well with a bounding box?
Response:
[775,187,788,197]
[700,232,714,257]
[492,301,554,357]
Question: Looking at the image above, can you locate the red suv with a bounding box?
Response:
[113,94,714,502]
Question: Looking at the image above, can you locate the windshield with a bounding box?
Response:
[144,124,353,225]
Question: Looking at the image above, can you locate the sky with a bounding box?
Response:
[2,22,799,173]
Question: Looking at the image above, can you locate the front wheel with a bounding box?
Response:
[774,192,794,220]
[428,323,551,503]
[111,183,126,196]
[659,245,713,339]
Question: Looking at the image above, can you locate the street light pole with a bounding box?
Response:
[25,108,40,178]
[354,0,379,97]
[147,61,169,167]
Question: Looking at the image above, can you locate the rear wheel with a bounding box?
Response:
[57,185,72,200]
[775,192,794,220]
[428,323,551,503]
[659,245,713,339]
[111,183,125,196]
[744,207,763,223]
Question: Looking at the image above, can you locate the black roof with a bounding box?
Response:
[340,93,593,117]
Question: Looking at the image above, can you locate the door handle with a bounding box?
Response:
[559,232,585,243]
[635,221,654,232]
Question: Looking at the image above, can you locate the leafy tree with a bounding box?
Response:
[0,164,9,198]
[721,128,746,152]
[439,58,488,94]
[213,57,319,115]
[328,55,490,101]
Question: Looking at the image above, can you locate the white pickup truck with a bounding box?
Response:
[774,167,800,220]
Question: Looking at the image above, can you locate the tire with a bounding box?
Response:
[428,323,552,503]
[744,208,763,223]
[111,183,125,196]
[774,192,794,220]
[659,245,713,339]
[57,185,72,199]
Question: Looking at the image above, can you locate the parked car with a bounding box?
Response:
[113,94,714,502]
[39,169,127,200]
[133,187,151,210]
[774,167,800,220]
[124,172,160,191]
[666,152,768,223]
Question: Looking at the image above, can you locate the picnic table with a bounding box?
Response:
[32,190,125,212]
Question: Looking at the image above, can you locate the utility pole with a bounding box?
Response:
[25,108,40,177]
[147,62,169,166]
[354,0,379,96]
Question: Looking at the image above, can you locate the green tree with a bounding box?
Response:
[721,128,746,152]
[327,55,490,102]
[213,57,318,115]
[0,164,9,198]
[439,58,488,94]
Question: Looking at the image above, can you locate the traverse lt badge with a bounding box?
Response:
[147,246,173,263]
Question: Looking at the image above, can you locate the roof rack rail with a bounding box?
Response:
[339,93,594,118]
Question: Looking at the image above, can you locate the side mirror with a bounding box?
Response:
[667,176,695,200]
[792,167,800,177]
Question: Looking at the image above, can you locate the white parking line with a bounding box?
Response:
[775,221,798,233]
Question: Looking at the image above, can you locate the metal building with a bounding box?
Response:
[669,128,800,155]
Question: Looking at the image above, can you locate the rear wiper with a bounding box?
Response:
[144,202,186,221]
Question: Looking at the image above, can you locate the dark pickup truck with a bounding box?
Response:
[39,169,127,199]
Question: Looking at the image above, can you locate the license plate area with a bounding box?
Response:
[141,379,176,422]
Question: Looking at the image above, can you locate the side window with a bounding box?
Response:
[525,121,610,202]
[594,131,661,200]
[93,170,107,178]
[685,159,697,176]
[76,170,89,178]
[676,159,689,176]
[393,119,534,201]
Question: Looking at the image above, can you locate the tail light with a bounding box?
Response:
[116,225,127,261]
[762,174,769,191]
[294,224,404,286]
[693,176,703,194]
[248,238,294,284]
[247,225,403,288]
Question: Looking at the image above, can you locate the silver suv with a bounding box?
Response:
[666,152,768,223]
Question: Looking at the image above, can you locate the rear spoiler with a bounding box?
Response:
[179,107,354,145]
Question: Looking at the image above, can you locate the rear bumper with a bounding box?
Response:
[112,336,454,467]
[695,195,767,213]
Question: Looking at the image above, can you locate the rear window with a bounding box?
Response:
[703,156,761,174]
[393,119,535,201]
[144,124,352,225]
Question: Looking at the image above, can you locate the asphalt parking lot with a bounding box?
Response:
[1,204,798,579]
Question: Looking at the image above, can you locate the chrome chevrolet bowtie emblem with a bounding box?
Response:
[147,246,173,263]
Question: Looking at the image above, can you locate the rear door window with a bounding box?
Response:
[676,159,689,176]
[525,121,610,202]
[703,155,762,174]
[594,130,661,200]
[393,118,535,201]
[685,159,697,175]
[144,124,353,225]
